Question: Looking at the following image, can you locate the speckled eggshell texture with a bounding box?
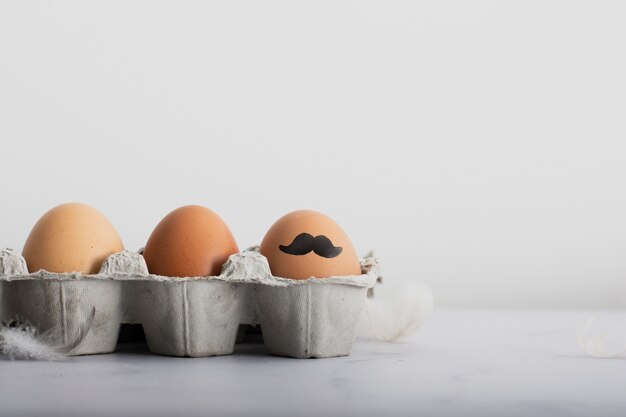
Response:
[22,203,124,275]
[143,205,239,278]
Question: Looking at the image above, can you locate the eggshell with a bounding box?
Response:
[259,210,361,280]
[143,205,239,278]
[22,203,124,275]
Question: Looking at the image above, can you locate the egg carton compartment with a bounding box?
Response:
[0,248,379,358]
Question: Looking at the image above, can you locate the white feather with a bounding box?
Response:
[0,308,95,361]
[578,317,626,359]
[362,279,434,341]
[0,322,66,361]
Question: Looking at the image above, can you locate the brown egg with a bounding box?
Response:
[259,210,361,280]
[22,203,124,275]
[143,205,238,277]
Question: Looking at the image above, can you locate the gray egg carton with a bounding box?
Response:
[0,248,379,358]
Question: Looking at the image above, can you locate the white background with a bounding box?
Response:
[1,1,625,309]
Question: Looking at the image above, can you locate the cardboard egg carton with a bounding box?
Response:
[0,248,379,358]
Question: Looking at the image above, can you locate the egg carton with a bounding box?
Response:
[0,248,379,358]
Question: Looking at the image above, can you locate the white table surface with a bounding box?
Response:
[1,310,624,417]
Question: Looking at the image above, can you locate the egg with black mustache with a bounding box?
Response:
[259,210,361,280]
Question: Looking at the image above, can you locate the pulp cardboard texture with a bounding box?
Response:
[0,248,379,358]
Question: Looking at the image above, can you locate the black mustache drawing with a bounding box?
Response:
[279,233,343,259]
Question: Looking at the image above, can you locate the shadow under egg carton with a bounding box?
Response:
[0,248,379,358]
